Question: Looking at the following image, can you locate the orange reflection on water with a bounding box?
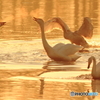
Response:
[0,15,14,22]
[30,8,41,18]
[0,79,41,100]
[0,0,100,100]
[0,0,100,39]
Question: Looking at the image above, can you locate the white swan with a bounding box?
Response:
[33,17,82,62]
[87,56,100,79]
[0,22,6,27]
[44,17,93,48]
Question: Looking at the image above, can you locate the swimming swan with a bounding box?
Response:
[33,17,82,61]
[44,17,93,48]
[87,56,100,79]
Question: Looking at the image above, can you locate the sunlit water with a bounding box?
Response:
[0,0,100,100]
[0,38,100,100]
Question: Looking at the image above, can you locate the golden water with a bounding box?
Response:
[0,0,100,100]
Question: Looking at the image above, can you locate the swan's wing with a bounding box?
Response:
[57,43,82,56]
[44,18,63,33]
[68,55,81,61]
[53,43,65,51]
[0,22,6,27]
[76,17,93,39]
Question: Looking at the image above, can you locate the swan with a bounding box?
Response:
[0,22,6,27]
[77,17,93,39]
[44,17,93,48]
[33,17,82,62]
[87,56,100,79]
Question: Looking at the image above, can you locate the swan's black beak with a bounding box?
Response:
[0,22,6,27]
[33,17,36,20]
[87,65,90,69]
[33,17,37,21]
[87,62,91,69]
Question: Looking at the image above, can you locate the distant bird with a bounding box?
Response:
[0,22,6,27]
[87,56,100,79]
[44,17,93,48]
[33,17,82,62]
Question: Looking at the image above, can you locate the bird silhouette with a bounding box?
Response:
[0,22,6,27]
[87,56,100,79]
[33,17,82,62]
[44,17,93,48]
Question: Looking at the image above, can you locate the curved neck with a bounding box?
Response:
[92,57,96,76]
[57,19,71,34]
[39,22,52,53]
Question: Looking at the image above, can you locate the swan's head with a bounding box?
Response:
[33,17,44,25]
[0,22,6,27]
[87,56,95,69]
[84,17,91,23]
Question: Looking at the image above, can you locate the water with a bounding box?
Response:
[0,77,100,100]
[0,0,100,39]
[0,0,100,100]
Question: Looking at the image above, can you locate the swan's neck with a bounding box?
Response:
[92,57,96,76]
[39,22,52,53]
[57,19,71,37]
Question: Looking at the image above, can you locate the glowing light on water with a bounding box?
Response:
[87,36,100,47]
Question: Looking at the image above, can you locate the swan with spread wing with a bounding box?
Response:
[44,17,93,48]
[33,17,82,62]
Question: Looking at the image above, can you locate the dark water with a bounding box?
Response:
[0,0,100,100]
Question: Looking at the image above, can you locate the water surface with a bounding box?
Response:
[0,0,100,100]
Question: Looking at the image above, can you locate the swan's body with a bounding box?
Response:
[44,17,93,48]
[0,22,6,27]
[33,17,82,61]
[87,56,100,79]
